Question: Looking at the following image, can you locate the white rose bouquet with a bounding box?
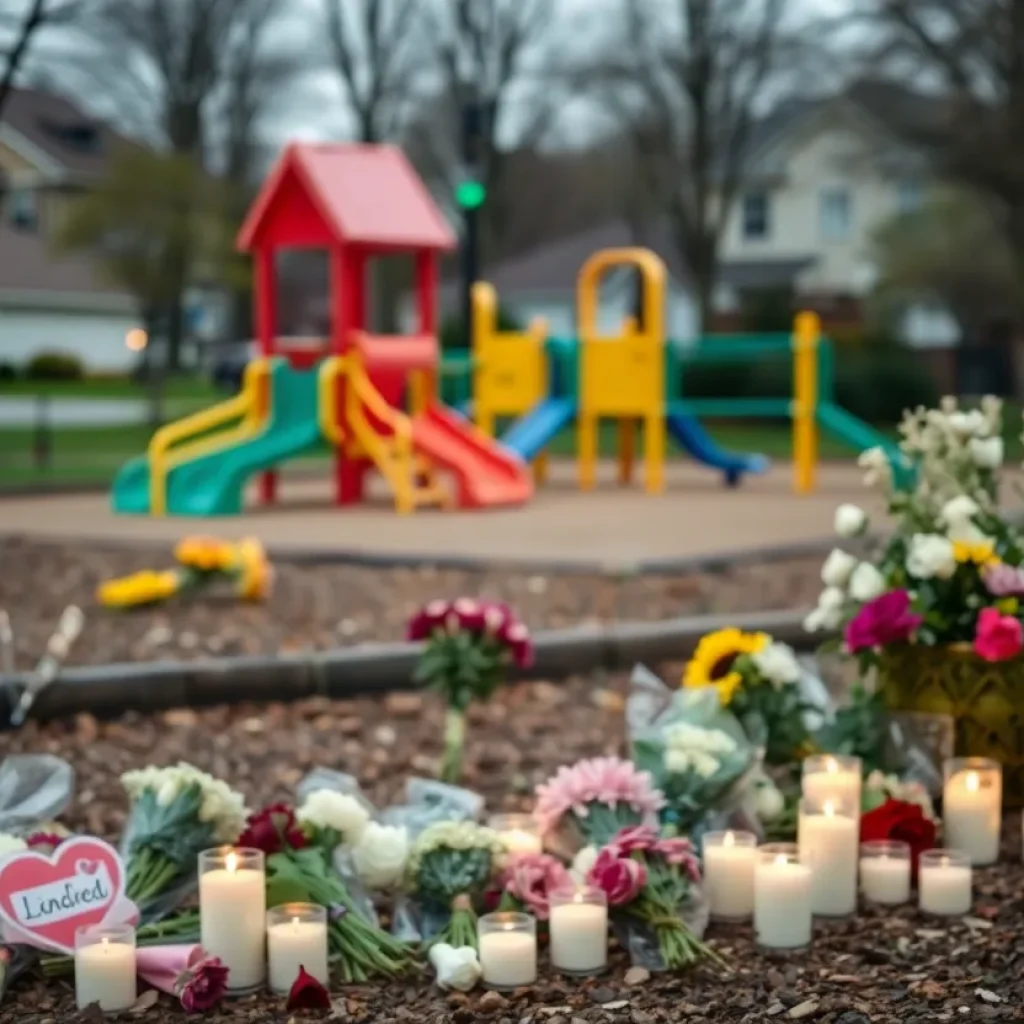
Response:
[405,821,505,949]
[120,763,247,920]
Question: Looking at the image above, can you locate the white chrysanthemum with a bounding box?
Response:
[834,503,867,538]
[752,642,801,687]
[297,790,370,842]
[664,747,720,778]
[821,549,857,588]
[849,562,886,601]
[352,823,410,891]
[948,410,987,438]
[804,586,845,633]
[857,446,890,486]
[0,833,27,858]
[941,495,980,525]
[968,436,1003,469]
[407,821,502,877]
[906,534,956,580]
[664,723,736,756]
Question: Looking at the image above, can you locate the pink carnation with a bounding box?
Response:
[608,825,660,855]
[496,853,572,920]
[534,757,665,837]
[406,598,533,667]
[586,847,647,906]
[983,563,1024,597]
[655,837,701,881]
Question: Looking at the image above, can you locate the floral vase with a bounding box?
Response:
[878,644,1024,808]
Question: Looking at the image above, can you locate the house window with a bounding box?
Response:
[820,186,851,242]
[8,187,38,231]
[742,191,770,240]
[896,179,923,214]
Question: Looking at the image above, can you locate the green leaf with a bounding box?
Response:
[266,876,312,907]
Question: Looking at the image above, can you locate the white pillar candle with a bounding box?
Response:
[859,841,911,905]
[75,925,137,1012]
[549,886,607,974]
[943,759,1001,866]
[477,912,537,989]
[754,845,812,950]
[199,847,267,991]
[802,755,862,818]
[702,830,756,921]
[266,904,329,994]
[918,849,972,916]
[798,798,858,917]
[488,814,543,855]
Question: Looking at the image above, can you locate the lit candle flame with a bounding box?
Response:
[723,831,735,847]
[225,851,238,873]
[292,916,300,928]
[774,854,788,867]
[940,855,950,869]
[965,771,980,792]
[101,937,110,954]
[823,800,836,816]
[825,757,838,773]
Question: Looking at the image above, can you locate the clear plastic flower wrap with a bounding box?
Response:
[0,755,74,834]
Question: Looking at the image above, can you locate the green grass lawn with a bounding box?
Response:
[0,376,222,401]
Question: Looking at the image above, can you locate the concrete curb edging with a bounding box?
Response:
[1,609,822,726]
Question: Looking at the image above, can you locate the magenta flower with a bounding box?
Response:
[655,838,701,881]
[176,951,228,1013]
[406,599,452,641]
[974,607,1023,662]
[586,847,647,906]
[534,757,665,838]
[25,832,65,852]
[608,825,660,856]
[983,563,1024,597]
[845,589,923,653]
[495,853,572,920]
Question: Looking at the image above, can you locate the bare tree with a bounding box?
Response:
[322,0,423,144]
[587,0,806,330]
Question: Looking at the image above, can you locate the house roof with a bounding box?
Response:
[237,143,457,252]
[0,87,127,178]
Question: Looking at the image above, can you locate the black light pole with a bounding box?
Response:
[457,97,486,348]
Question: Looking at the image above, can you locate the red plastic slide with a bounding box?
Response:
[411,404,533,509]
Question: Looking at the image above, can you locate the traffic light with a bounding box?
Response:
[455,179,486,210]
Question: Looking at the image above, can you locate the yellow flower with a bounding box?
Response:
[682,627,769,705]
[997,597,1020,615]
[236,537,273,602]
[174,535,238,573]
[952,540,999,567]
[97,570,180,608]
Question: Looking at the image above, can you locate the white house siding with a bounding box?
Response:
[0,306,141,372]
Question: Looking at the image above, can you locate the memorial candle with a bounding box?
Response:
[943,758,1001,867]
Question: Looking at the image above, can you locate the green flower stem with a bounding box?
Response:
[441,708,466,783]
[424,906,478,951]
[126,846,182,908]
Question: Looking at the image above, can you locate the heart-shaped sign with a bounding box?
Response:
[0,837,126,954]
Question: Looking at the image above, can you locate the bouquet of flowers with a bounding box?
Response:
[805,397,1024,664]
[404,821,505,949]
[121,763,247,921]
[683,629,814,765]
[585,825,721,971]
[408,598,533,782]
[631,687,755,837]
[535,756,664,853]
[489,852,572,921]
[243,795,415,983]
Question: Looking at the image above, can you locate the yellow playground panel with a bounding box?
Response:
[577,248,666,495]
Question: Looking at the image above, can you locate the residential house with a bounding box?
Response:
[0,88,142,372]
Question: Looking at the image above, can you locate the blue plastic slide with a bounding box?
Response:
[666,408,769,486]
[501,398,576,462]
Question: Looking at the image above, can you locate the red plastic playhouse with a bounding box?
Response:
[236,142,532,512]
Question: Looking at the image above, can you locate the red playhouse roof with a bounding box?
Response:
[237,143,457,253]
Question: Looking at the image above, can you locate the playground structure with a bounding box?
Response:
[112,143,533,517]
[464,250,903,495]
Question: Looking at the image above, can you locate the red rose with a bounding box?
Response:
[238,802,306,855]
[286,966,331,1010]
[860,798,936,881]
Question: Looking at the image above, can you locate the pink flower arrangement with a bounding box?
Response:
[406,597,534,668]
[845,590,923,653]
[974,607,1023,662]
[983,563,1024,597]
[493,853,573,919]
[534,756,666,846]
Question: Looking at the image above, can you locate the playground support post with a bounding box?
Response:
[792,311,820,495]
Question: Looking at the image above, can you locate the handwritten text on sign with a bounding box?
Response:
[11,862,114,925]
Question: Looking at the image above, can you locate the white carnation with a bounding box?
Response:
[948,410,986,438]
[297,789,370,842]
[571,845,599,884]
[941,495,980,525]
[351,823,409,891]
[834,503,867,538]
[969,436,1003,469]
[849,563,886,601]
[821,549,857,587]
[906,534,956,580]
[804,587,845,632]
[857,446,891,486]
[664,748,720,779]
[0,833,27,858]
[751,642,801,687]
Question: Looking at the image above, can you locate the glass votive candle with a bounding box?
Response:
[75,923,137,1012]
[702,829,756,921]
[797,795,858,918]
[478,911,537,989]
[488,813,543,855]
[199,847,266,992]
[267,903,329,994]
[859,840,911,905]
[548,885,608,975]
[918,849,972,916]
[754,843,812,952]
[943,757,1002,866]
[801,754,862,813]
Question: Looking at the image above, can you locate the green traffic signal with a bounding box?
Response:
[455,180,486,210]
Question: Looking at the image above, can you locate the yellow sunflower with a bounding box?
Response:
[235,537,273,601]
[97,569,180,609]
[952,540,999,568]
[682,627,769,705]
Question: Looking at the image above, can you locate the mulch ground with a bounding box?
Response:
[4,672,1024,1024]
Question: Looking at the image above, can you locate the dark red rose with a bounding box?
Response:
[286,966,331,1010]
[176,953,229,1013]
[860,798,937,881]
[238,803,306,855]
